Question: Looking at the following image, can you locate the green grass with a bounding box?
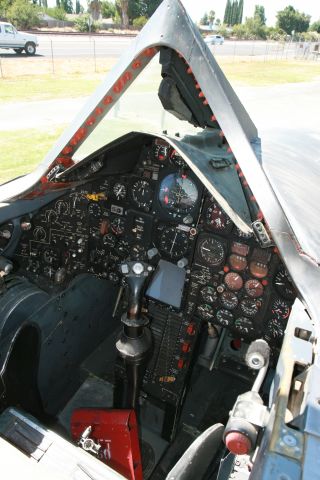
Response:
[0,126,66,185]
[0,73,105,103]
[220,60,320,86]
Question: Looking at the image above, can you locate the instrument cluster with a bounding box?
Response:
[12,137,296,347]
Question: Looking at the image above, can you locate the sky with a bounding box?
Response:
[180,0,319,25]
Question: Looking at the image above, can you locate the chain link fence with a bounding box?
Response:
[0,36,319,78]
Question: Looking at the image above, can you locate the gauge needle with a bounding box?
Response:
[170,231,178,255]
[202,247,210,251]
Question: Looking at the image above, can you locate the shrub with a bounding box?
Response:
[74,14,99,32]
[266,27,286,41]
[132,16,147,29]
[45,7,67,21]
[7,0,40,29]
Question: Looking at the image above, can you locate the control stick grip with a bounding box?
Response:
[0,256,13,275]
[245,339,270,370]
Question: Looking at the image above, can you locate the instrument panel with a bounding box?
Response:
[11,137,295,350]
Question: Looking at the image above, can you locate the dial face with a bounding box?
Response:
[159,173,198,215]
[245,279,264,298]
[33,226,46,242]
[88,202,101,218]
[0,222,13,253]
[191,269,212,285]
[240,298,259,317]
[216,309,234,327]
[154,144,169,161]
[220,290,238,310]
[159,227,189,259]
[197,303,214,320]
[205,202,233,234]
[200,285,217,303]
[131,180,153,209]
[113,183,127,200]
[111,217,125,236]
[224,272,243,291]
[103,233,116,248]
[55,200,69,215]
[271,298,291,320]
[249,261,268,279]
[266,318,285,340]
[197,237,225,267]
[274,268,296,301]
[234,317,254,335]
[229,254,247,272]
[117,240,130,258]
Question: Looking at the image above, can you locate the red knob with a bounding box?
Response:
[225,431,251,455]
[181,342,191,353]
[186,324,195,336]
[177,358,184,369]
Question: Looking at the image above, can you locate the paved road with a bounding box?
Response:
[0,35,300,59]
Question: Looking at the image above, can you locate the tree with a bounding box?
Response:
[60,0,73,13]
[117,0,129,28]
[237,0,243,24]
[254,5,266,25]
[75,0,80,14]
[200,12,209,26]
[223,0,231,25]
[216,18,221,26]
[0,0,13,17]
[208,10,215,26]
[145,0,161,17]
[276,6,310,34]
[7,0,40,28]
[101,0,116,18]
[310,20,320,33]
[230,0,238,26]
[88,0,101,21]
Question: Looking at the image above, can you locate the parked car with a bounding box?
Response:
[204,34,224,45]
[0,22,38,55]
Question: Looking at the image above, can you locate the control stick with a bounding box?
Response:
[115,261,153,409]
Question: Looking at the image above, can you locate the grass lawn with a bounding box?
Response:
[0,126,66,185]
[220,60,320,86]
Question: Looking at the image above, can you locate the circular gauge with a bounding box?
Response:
[0,222,13,253]
[33,226,46,242]
[200,286,217,303]
[249,261,268,279]
[42,248,59,265]
[159,226,189,259]
[266,318,285,340]
[55,200,69,215]
[229,254,247,272]
[88,202,101,218]
[191,269,212,285]
[197,304,214,321]
[271,298,290,320]
[224,272,243,291]
[111,217,125,236]
[220,290,238,310]
[117,240,130,258]
[154,144,169,161]
[113,183,127,200]
[159,173,198,215]
[234,317,254,335]
[132,180,153,209]
[274,268,296,301]
[170,150,186,168]
[197,237,225,267]
[240,298,260,317]
[216,309,234,327]
[103,233,116,248]
[205,202,233,234]
[245,279,264,298]
[235,227,253,239]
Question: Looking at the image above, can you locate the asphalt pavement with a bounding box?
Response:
[0,35,300,60]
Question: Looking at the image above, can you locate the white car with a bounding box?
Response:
[204,34,224,45]
[0,22,38,55]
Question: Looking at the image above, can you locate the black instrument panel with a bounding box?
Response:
[12,137,295,350]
